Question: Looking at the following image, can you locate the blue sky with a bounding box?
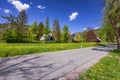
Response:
[0,0,104,33]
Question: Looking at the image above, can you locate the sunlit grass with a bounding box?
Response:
[79,49,120,80]
[0,42,103,57]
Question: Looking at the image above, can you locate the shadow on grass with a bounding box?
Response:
[111,49,120,55]
[96,43,107,46]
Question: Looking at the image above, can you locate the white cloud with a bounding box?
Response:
[69,12,78,21]
[94,27,100,30]
[83,27,87,31]
[37,5,46,9]
[8,0,30,12]
[3,9,11,13]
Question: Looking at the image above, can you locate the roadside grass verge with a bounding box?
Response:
[79,49,120,80]
[0,43,103,57]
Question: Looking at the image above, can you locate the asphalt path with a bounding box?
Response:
[0,45,115,80]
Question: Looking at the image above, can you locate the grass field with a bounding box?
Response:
[79,49,120,80]
[0,43,104,57]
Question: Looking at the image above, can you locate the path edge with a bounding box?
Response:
[59,53,108,80]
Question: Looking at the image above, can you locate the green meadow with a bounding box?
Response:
[0,42,103,57]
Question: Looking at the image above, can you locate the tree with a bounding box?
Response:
[99,21,115,42]
[2,10,31,43]
[1,14,17,29]
[16,10,29,42]
[52,19,61,42]
[105,0,120,49]
[74,32,81,42]
[0,23,8,41]
[81,30,87,42]
[2,29,17,43]
[63,25,69,43]
[68,32,72,43]
[45,17,50,35]
[86,28,96,42]
[37,22,45,40]
[29,21,38,40]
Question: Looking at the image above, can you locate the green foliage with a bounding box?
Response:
[105,0,120,49]
[0,23,8,41]
[52,19,61,42]
[29,21,38,40]
[2,29,17,43]
[99,22,115,42]
[81,30,87,42]
[79,49,120,80]
[37,22,45,40]
[0,43,100,57]
[74,32,81,42]
[2,10,32,43]
[45,17,51,35]
[63,25,69,43]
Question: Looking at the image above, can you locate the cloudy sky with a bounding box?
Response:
[0,0,104,32]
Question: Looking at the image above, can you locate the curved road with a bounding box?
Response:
[0,45,115,80]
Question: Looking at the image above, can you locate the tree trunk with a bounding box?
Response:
[116,36,120,49]
[108,16,120,50]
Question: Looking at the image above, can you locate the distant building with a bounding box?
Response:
[93,37,101,43]
[40,34,54,41]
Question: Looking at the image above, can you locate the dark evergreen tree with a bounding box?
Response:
[45,17,50,35]
[52,19,61,42]
[16,10,28,42]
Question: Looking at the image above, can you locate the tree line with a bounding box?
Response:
[0,10,74,43]
[0,10,102,43]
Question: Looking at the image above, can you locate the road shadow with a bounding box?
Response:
[92,45,116,52]
[0,54,55,80]
[0,54,73,80]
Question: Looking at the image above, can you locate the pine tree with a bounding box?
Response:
[45,17,50,35]
[52,20,61,42]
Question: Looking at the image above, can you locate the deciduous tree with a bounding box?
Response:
[105,0,120,49]
[63,25,69,43]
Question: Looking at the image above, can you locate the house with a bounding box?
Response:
[93,37,101,43]
[40,33,54,41]
[47,33,54,41]
[40,34,46,41]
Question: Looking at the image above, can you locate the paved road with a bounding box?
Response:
[0,45,115,80]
